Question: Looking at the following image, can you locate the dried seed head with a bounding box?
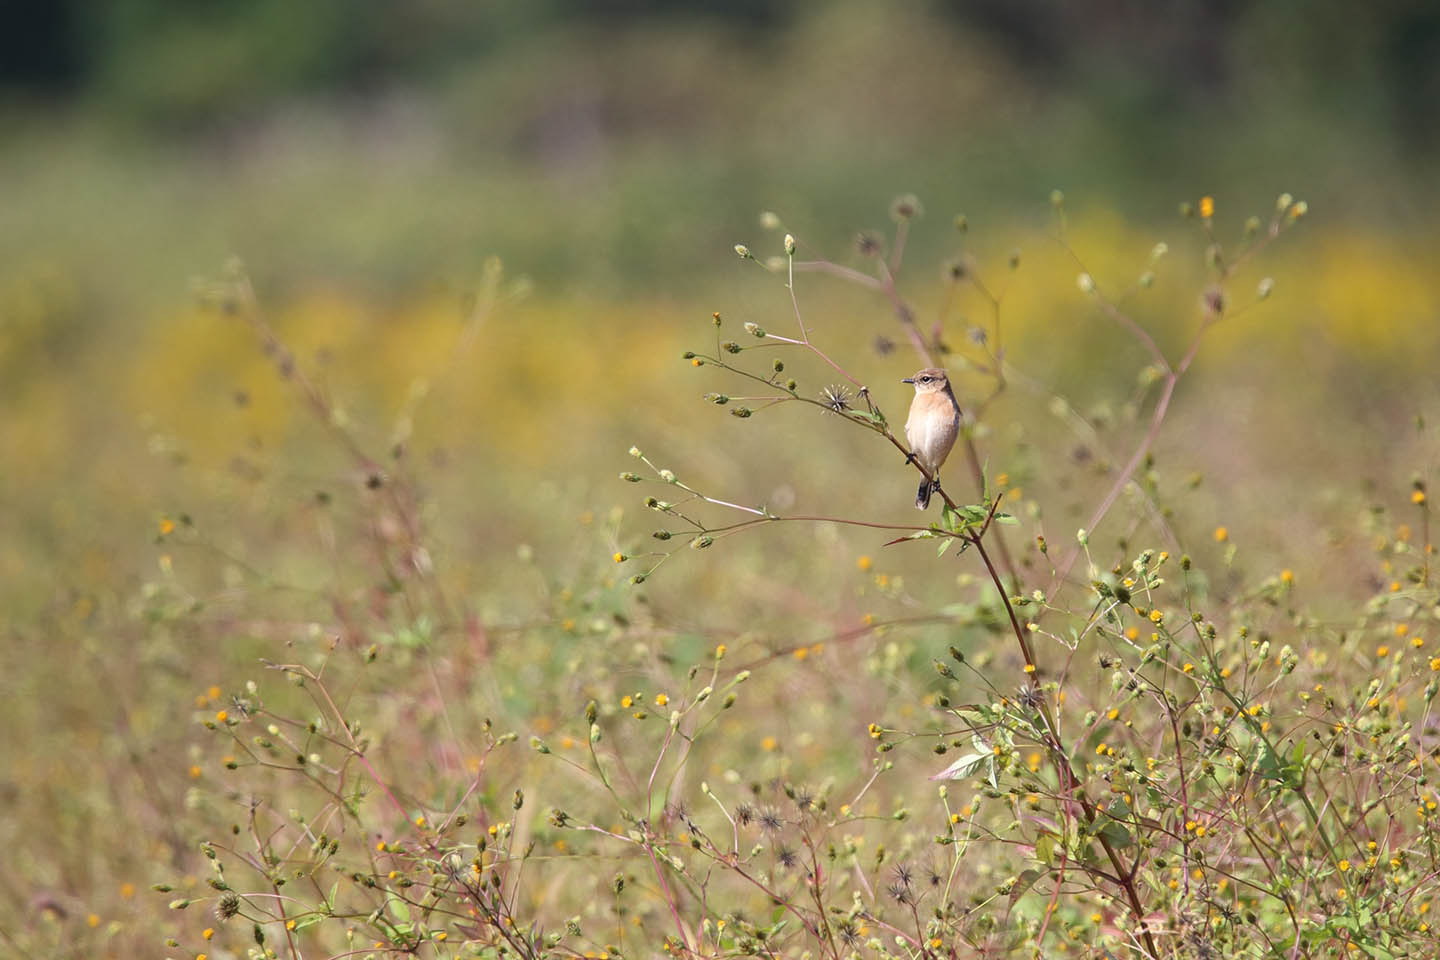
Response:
[821,385,851,413]
[890,194,922,221]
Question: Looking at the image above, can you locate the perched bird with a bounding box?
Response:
[903,368,961,509]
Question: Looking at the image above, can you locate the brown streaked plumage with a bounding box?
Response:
[902,368,961,509]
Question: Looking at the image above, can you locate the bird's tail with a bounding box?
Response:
[915,478,936,510]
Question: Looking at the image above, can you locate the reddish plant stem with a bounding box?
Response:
[970,531,1160,958]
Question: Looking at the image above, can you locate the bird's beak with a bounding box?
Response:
[901,377,914,384]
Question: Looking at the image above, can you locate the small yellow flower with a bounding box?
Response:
[1430,657,1440,671]
[1107,709,1118,720]
[159,518,175,536]
[1280,569,1294,583]
[1213,526,1228,542]
[1182,663,1195,674]
[715,643,726,659]
[206,685,221,701]
[1414,490,1427,505]
[620,695,632,708]
[203,928,214,941]
[1091,913,1103,924]
[188,765,202,779]
[286,919,296,930]
[1023,663,1036,674]
[1199,196,1214,219]
[868,723,882,739]
[1124,626,1139,641]
[1149,609,1164,624]
[691,358,702,366]
[1377,646,1390,658]
[215,710,228,723]
[960,804,974,817]
[857,555,873,572]
[612,552,625,564]
[761,736,778,752]
[1339,859,1350,872]
[1194,825,1207,837]
[654,693,668,706]
[792,647,808,661]
[1414,636,1425,648]
[87,913,100,928]
[414,816,426,827]
[1096,743,1108,755]
[119,882,135,899]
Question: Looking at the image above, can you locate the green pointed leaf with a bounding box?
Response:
[1006,867,1046,912]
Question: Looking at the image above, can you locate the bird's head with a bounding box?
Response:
[902,368,950,394]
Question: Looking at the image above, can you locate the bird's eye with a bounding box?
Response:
[920,376,931,383]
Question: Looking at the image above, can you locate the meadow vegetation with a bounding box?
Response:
[7,5,1440,958]
[9,181,1440,959]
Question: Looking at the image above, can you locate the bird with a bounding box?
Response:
[903,367,961,509]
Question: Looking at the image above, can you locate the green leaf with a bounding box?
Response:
[931,752,989,781]
[994,512,1019,525]
[1097,819,1133,849]
[1034,832,1056,866]
[1006,867,1046,912]
[1256,742,1282,782]
[960,504,989,524]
